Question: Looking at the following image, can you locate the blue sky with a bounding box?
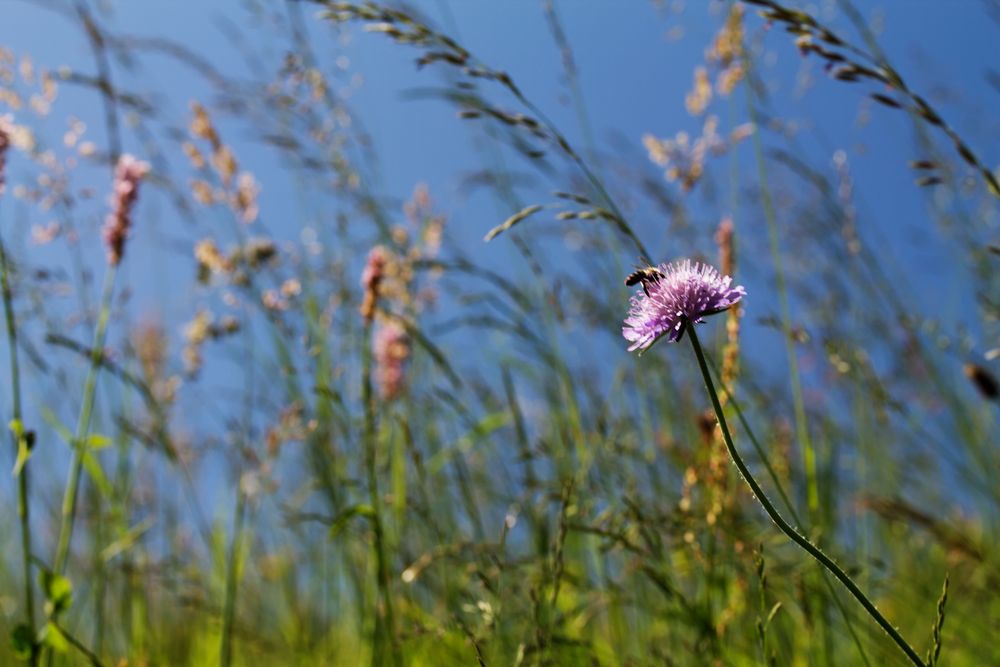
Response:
[2,1,995,278]
[0,0,997,517]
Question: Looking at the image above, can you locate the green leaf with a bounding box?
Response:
[391,425,407,521]
[81,451,113,499]
[765,601,783,628]
[40,408,73,445]
[428,411,509,474]
[11,440,30,477]
[10,624,34,660]
[39,570,73,614]
[101,517,155,563]
[327,504,375,539]
[40,623,68,654]
[9,419,33,476]
[396,317,462,389]
[86,433,112,450]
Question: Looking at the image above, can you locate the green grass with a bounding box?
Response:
[0,1,997,665]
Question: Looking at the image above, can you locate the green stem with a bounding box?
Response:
[54,620,107,667]
[220,483,247,667]
[707,357,873,667]
[508,91,649,261]
[687,325,925,667]
[742,45,819,518]
[54,265,117,575]
[361,319,401,667]
[0,231,37,665]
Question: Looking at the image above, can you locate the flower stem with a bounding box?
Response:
[687,325,926,667]
[0,231,37,666]
[706,355,873,666]
[361,318,401,667]
[54,265,117,575]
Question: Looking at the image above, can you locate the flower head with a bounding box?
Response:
[0,115,12,197]
[623,259,745,351]
[102,154,150,265]
[360,245,387,292]
[360,245,388,323]
[374,321,409,400]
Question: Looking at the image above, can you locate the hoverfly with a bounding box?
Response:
[624,264,665,297]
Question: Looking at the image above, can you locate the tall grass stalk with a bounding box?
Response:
[0,3,992,664]
[53,265,118,575]
[220,484,247,667]
[686,323,926,667]
[740,39,831,661]
[740,43,819,519]
[1,226,37,665]
[362,317,401,667]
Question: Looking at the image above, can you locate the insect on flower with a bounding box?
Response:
[623,258,745,351]
[624,264,665,297]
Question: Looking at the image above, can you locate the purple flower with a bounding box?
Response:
[623,259,745,351]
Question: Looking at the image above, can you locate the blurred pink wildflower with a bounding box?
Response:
[0,115,12,197]
[102,154,150,265]
[360,245,388,323]
[374,321,409,400]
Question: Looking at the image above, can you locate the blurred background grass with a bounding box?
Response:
[0,0,997,665]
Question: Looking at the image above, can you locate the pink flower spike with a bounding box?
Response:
[101,154,150,266]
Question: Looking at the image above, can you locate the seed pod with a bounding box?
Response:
[954,141,977,167]
[871,93,901,108]
[964,363,999,401]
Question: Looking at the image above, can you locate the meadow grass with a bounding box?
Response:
[0,1,997,665]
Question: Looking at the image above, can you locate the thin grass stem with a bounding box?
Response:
[0,225,37,666]
[707,355,873,667]
[220,484,247,667]
[740,42,820,518]
[362,318,402,667]
[687,324,925,667]
[54,265,118,575]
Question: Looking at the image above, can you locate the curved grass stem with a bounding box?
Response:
[706,355,873,667]
[687,325,925,667]
[54,265,117,575]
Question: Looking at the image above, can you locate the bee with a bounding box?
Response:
[624,265,665,297]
